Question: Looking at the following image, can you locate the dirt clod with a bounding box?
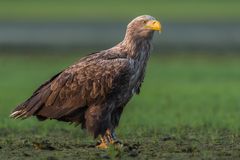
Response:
[128,149,138,157]
[47,156,58,160]
[33,141,55,150]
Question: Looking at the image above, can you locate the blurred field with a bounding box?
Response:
[1,0,240,159]
[0,0,240,22]
[1,53,240,159]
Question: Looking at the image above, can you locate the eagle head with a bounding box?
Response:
[125,15,162,40]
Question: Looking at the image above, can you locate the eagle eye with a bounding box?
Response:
[142,20,147,24]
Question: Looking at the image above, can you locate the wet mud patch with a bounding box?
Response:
[1,129,240,159]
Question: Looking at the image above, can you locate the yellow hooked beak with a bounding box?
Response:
[145,20,162,32]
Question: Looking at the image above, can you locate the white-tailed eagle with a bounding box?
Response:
[10,15,162,149]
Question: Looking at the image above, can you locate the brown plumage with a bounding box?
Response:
[10,15,161,147]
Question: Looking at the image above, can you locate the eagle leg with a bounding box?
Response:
[96,129,122,149]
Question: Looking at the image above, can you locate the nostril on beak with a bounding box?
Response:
[153,21,156,24]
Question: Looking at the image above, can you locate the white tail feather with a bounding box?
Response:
[10,110,27,119]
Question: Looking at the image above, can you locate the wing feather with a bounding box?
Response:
[10,54,132,123]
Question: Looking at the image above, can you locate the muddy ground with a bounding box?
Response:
[1,128,240,160]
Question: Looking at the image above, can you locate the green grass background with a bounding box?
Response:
[1,53,240,136]
[0,1,240,158]
[0,0,239,22]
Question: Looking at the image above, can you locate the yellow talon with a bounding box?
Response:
[96,136,109,149]
[96,129,122,149]
[96,142,108,149]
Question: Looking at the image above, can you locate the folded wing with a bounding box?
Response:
[10,55,132,124]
